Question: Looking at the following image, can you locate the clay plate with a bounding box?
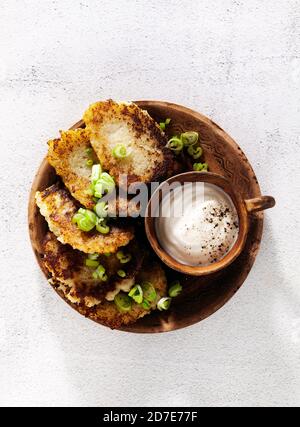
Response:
[28,101,264,333]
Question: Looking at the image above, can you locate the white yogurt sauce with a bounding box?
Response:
[155,182,239,266]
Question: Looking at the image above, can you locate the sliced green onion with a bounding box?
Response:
[193,162,208,172]
[86,159,94,167]
[181,131,199,147]
[141,281,157,303]
[92,264,108,281]
[94,201,108,218]
[114,292,132,312]
[106,174,115,191]
[96,218,110,234]
[100,172,115,186]
[128,285,143,304]
[78,217,95,232]
[85,147,93,156]
[93,172,115,198]
[117,269,126,278]
[72,212,84,224]
[166,136,184,154]
[157,297,171,311]
[73,209,97,232]
[91,164,102,183]
[168,281,182,297]
[142,299,151,310]
[88,253,99,260]
[112,143,132,159]
[104,252,111,257]
[120,255,132,264]
[116,251,125,260]
[85,258,100,268]
[160,118,171,131]
[93,181,104,198]
[193,163,203,171]
[116,250,132,264]
[85,210,98,223]
[187,145,203,159]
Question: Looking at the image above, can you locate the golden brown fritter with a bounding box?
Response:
[51,259,167,329]
[43,232,143,307]
[35,183,134,254]
[88,260,167,328]
[48,128,144,217]
[83,100,174,188]
[47,129,96,209]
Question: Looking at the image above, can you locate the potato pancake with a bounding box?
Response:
[43,232,143,307]
[47,128,96,209]
[83,100,174,188]
[51,259,167,329]
[35,183,134,254]
[48,128,144,217]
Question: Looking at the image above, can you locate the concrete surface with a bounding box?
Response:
[0,0,299,407]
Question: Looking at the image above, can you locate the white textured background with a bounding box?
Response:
[0,0,299,407]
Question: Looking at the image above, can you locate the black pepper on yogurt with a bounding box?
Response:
[155,183,240,267]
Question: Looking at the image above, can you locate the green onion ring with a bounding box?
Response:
[92,264,108,281]
[116,250,132,264]
[141,281,157,303]
[128,285,143,304]
[157,297,172,311]
[181,131,199,147]
[168,281,182,298]
[112,144,132,159]
[193,162,208,172]
[85,259,100,268]
[91,164,102,183]
[114,292,132,312]
[96,218,110,234]
[166,136,184,154]
[187,145,203,159]
[94,201,108,218]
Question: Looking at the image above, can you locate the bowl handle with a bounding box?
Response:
[245,196,276,213]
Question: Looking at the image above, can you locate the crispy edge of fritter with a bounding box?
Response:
[35,183,134,254]
[47,128,95,209]
[83,100,175,187]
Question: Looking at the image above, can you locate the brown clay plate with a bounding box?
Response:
[28,101,263,333]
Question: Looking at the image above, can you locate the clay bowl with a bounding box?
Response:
[29,100,269,333]
[145,171,275,276]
